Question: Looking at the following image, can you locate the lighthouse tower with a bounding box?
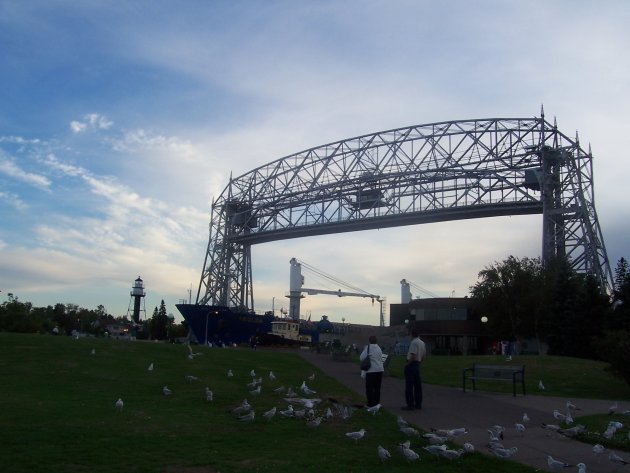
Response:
[127,276,146,323]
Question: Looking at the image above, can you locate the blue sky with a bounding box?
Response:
[1,1,629,325]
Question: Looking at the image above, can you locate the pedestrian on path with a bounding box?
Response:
[359,335,384,407]
[403,328,426,411]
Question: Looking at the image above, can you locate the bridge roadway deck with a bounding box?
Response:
[298,350,628,473]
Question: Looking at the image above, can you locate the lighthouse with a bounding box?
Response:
[128,276,146,323]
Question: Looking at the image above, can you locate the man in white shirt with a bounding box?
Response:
[402,328,426,410]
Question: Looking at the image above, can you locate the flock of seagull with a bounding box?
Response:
[111,345,629,471]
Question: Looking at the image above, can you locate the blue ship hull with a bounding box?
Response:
[176,304,275,345]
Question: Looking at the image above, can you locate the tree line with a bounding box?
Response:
[470,256,630,384]
[0,294,188,341]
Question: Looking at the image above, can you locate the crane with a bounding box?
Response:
[287,258,386,327]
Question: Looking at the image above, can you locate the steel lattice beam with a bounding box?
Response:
[196,115,613,310]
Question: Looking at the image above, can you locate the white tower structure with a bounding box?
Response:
[400,279,412,304]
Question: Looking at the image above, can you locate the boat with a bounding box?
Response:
[176,304,330,346]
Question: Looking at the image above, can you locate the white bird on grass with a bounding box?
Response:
[232,399,251,415]
[547,455,571,472]
[307,372,315,381]
[239,410,255,422]
[90,348,96,355]
[147,363,154,371]
[397,416,409,428]
[325,407,333,420]
[269,371,276,380]
[262,406,276,421]
[279,405,294,418]
[576,462,586,473]
[250,369,256,377]
[566,400,581,411]
[463,443,475,454]
[559,425,586,437]
[538,379,545,390]
[273,386,285,393]
[345,429,366,443]
[523,412,530,423]
[401,446,420,462]
[423,444,447,457]
[300,381,316,396]
[227,369,233,377]
[286,387,297,397]
[366,403,381,415]
[306,417,322,428]
[162,386,172,396]
[377,445,391,462]
[115,398,124,411]
[205,387,213,401]
[400,426,420,437]
[515,423,526,435]
[439,448,464,460]
[446,427,468,438]
[185,375,198,383]
[250,385,261,396]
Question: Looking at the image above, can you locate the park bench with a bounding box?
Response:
[462,363,526,396]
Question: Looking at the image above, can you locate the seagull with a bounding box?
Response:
[377,445,391,462]
[542,423,561,433]
[523,412,530,423]
[426,435,448,445]
[239,410,255,422]
[162,386,172,396]
[439,448,464,460]
[566,400,581,410]
[227,369,233,377]
[300,381,316,396]
[401,446,420,462]
[592,443,605,458]
[553,409,570,423]
[249,385,261,396]
[345,429,366,443]
[491,446,518,459]
[233,399,251,415]
[115,398,124,411]
[400,426,420,437]
[279,405,294,418]
[250,369,256,377]
[397,440,411,453]
[397,416,409,428]
[306,417,322,428]
[423,444,447,457]
[488,425,505,439]
[366,404,381,415]
[286,387,297,397]
[515,423,526,435]
[273,386,285,393]
[148,363,154,371]
[609,451,630,466]
[185,375,198,383]
[538,379,545,390]
[603,425,616,439]
[609,420,624,429]
[307,372,315,382]
[260,407,275,421]
[463,443,475,454]
[547,455,571,472]
[446,427,468,438]
[269,371,276,380]
[576,462,586,473]
[325,407,333,420]
[90,348,96,355]
[559,425,586,437]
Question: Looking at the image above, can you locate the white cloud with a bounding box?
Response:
[0,191,28,211]
[70,113,113,133]
[0,154,51,190]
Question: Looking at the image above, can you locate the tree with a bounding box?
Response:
[149,301,168,340]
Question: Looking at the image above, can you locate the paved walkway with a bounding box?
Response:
[298,350,629,472]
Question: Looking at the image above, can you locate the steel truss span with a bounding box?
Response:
[196,113,613,309]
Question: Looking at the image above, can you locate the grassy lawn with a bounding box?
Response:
[0,332,541,473]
